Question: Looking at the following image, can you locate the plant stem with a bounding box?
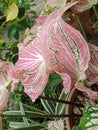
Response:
[39,96,84,107]
[93,5,98,20]
[2,113,82,119]
[75,14,87,41]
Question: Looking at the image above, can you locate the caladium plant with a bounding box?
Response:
[72,104,98,130]
[16,1,92,102]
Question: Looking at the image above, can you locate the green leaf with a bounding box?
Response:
[29,10,37,15]
[49,73,62,87]
[6,3,18,22]
[14,29,19,39]
[10,46,18,54]
[18,7,25,18]
[41,93,54,114]
[72,104,98,130]
[19,102,29,126]
[3,111,21,116]
[11,55,18,64]
[2,110,48,117]
[23,104,49,115]
[55,90,68,115]
[8,25,18,39]
[8,125,48,130]
[9,122,26,128]
[19,18,30,28]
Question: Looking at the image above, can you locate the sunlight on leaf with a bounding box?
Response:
[6,3,18,22]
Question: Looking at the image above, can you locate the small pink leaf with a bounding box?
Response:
[57,72,71,93]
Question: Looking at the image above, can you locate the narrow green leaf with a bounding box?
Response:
[8,25,17,39]
[41,93,54,114]
[9,122,26,128]
[55,90,68,115]
[2,110,48,117]
[23,104,48,115]
[18,7,25,18]
[19,102,29,126]
[8,125,48,130]
[49,73,62,87]
[3,111,21,115]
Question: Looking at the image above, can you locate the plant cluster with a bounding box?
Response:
[0,0,98,129]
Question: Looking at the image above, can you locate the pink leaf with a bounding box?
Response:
[75,81,98,100]
[0,61,19,111]
[16,39,50,102]
[0,88,9,112]
[16,1,90,101]
[36,16,47,27]
[39,2,90,87]
[57,72,71,93]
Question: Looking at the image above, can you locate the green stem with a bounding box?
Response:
[75,14,87,41]
[93,5,98,20]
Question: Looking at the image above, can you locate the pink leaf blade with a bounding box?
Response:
[16,39,50,102]
[75,81,98,100]
[57,72,71,93]
[24,69,49,102]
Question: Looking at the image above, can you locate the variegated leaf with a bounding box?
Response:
[39,1,90,94]
[72,105,98,130]
[16,1,79,102]
[16,39,50,102]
